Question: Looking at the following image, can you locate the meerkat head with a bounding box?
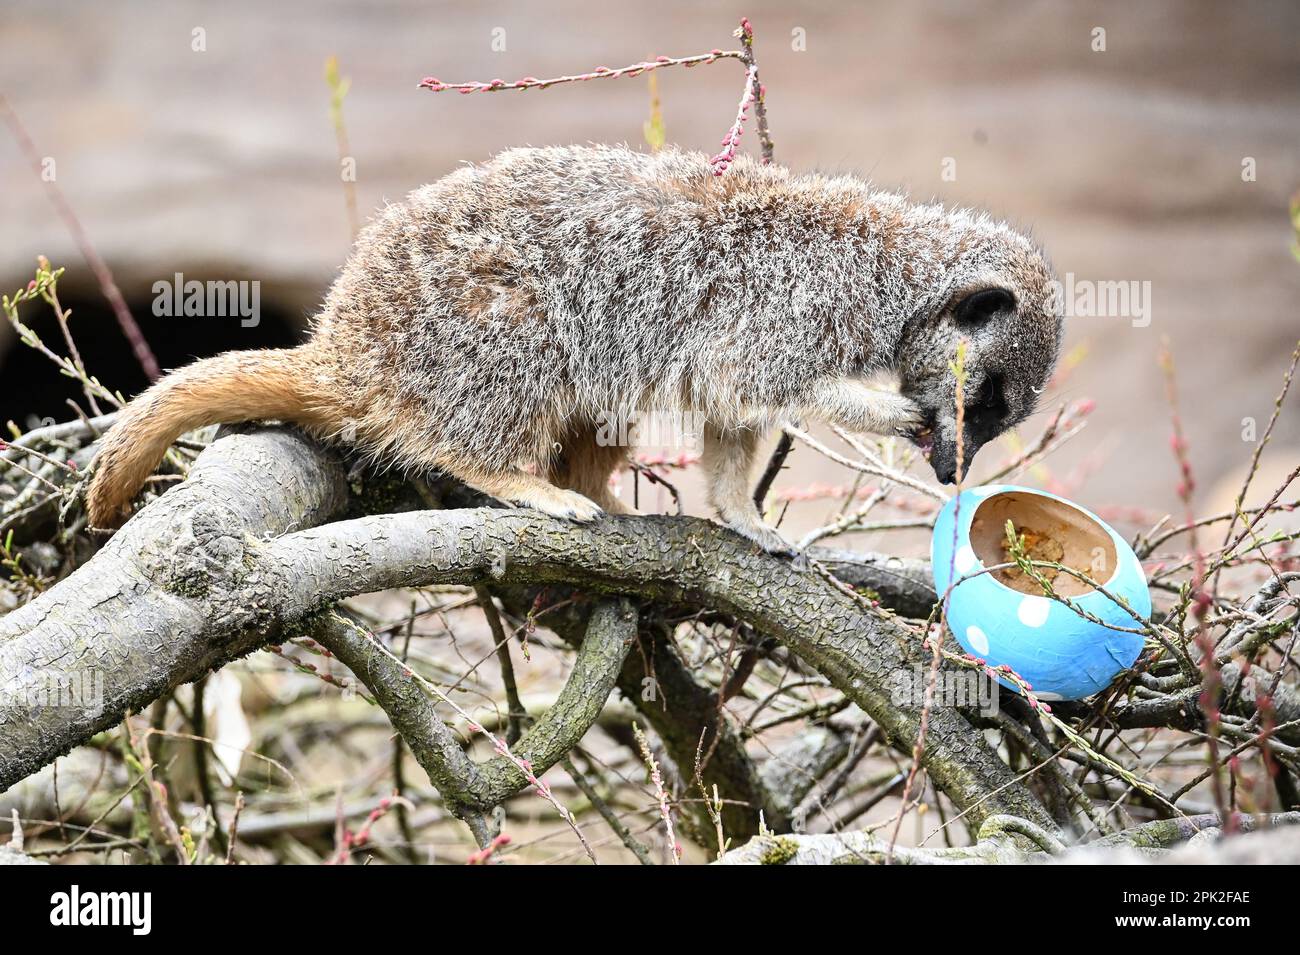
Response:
[896,223,1063,485]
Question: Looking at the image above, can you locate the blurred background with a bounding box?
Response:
[2,0,1298,529]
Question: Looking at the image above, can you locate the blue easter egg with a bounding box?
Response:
[930,484,1150,701]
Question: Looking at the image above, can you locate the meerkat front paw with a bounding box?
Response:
[717,509,795,556]
[872,391,927,436]
[740,522,796,556]
[808,379,928,440]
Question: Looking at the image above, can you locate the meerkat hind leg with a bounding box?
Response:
[548,426,633,514]
[704,423,793,555]
[451,463,604,522]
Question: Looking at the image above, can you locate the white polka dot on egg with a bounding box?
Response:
[1017,596,1051,627]
[954,545,977,574]
[965,625,989,655]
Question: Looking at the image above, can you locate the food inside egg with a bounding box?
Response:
[931,484,1151,701]
[971,490,1114,597]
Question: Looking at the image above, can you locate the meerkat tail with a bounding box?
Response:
[85,345,330,528]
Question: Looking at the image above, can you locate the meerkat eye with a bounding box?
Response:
[953,288,1016,326]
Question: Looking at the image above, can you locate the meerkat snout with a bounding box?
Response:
[899,237,1063,485]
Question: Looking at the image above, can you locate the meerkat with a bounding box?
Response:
[85,144,1063,552]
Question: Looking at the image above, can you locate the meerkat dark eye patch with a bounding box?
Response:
[953,288,1016,326]
[965,372,1009,430]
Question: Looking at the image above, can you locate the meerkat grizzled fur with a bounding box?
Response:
[86,144,1064,551]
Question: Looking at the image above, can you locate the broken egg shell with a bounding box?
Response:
[931,484,1150,701]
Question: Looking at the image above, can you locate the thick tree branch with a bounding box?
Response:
[0,426,1051,834]
[252,508,1053,828]
[1,427,348,790]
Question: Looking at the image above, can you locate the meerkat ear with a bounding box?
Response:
[953,287,1016,326]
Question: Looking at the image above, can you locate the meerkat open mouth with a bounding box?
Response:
[909,426,935,460]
